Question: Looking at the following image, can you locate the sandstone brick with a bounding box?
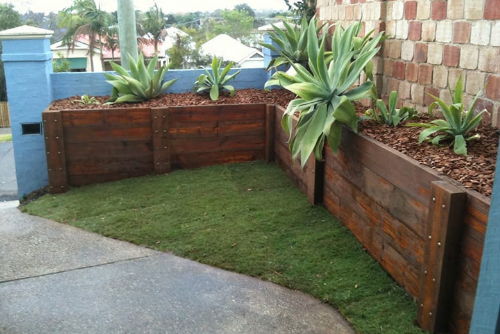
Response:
[414,43,428,63]
[345,5,354,19]
[433,66,449,88]
[478,48,500,73]
[393,61,406,80]
[353,5,362,20]
[491,22,500,47]
[405,1,418,20]
[418,64,433,85]
[486,75,500,100]
[401,41,414,61]
[465,1,484,20]
[406,62,419,82]
[436,21,453,43]
[396,20,409,39]
[484,0,500,19]
[339,6,346,20]
[460,45,479,70]
[409,21,422,41]
[439,89,452,105]
[384,39,402,59]
[387,78,400,95]
[370,2,383,20]
[453,22,471,44]
[330,6,339,20]
[417,0,431,20]
[425,87,440,107]
[471,21,491,46]
[384,59,395,77]
[447,0,465,19]
[427,43,443,65]
[411,83,425,104]
[392,1,404,20]
[466,72,486,96]
[421,21,436,42]
[432,1,447,20]
[399,80,412,100]
[385,21,396,38]
[448,68,467,90]
[443,45,460,67]
[474,98,493,124]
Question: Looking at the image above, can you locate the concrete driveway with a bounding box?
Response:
[0,129,17,201]
[0,205,355,334]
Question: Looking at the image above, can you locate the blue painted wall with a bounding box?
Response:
[2,38,53,199]
[470,137,500,334]
[51,68,268,100]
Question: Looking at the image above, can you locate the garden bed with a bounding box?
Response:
[44,90,498,334]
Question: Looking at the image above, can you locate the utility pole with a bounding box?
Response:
[117,0,138,69]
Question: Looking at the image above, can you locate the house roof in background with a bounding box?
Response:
[200,34,263,64]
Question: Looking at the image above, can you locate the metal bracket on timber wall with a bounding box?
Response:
[151,108,171,174]
[43,111,69,194]
[265,104,276,163]
[306,154,324,206]
[417,180,466,333]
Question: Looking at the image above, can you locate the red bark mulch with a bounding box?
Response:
[49,89,498,198]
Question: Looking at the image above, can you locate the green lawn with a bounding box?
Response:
[0,133,12,142]
[23,161,422,334]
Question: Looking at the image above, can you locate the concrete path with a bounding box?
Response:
[0,205,355,334]
[0,130,18,201]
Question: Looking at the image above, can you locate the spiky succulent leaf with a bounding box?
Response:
[193,56,240,101]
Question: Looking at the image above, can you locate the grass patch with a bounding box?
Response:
[23,161,422,334]
[0,133,12,142]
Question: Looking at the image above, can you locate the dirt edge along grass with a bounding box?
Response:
[23,161,423,334]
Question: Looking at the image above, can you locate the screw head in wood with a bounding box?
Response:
[155,130,158,133]
[61,186,64,188]
[154,116,157,119]
[44,120,46,122]
[432,197,436,202]
[58,152,61,154]
[56,137,59,139]
[157,163,160,165]
[55,119,57,122]
[59,168,62,171]
[163,115,166,118]
[432,278,436,282]
[429,312,432,316]
[420,304,423,307]
[47,152,50,154]
[442,205,446,209]
[438,242,442,247]
[428,236,432,239]
[424,270,427,275]
[164,146,167,149]
[163,130,166,133]
[45,137,48,139]
[48,169,51,172]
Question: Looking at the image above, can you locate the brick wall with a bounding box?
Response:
[317,0,500,127]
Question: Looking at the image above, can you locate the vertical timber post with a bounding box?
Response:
[417,181,466,333]
[151,108,171,174]
[306,154,324,206]
[265,104,276,163]
[42,111,68,193]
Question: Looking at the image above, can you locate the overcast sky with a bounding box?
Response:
[2,0,289,14]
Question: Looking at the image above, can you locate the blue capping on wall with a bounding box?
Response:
[51,67,268,100]
[469,137,500,334]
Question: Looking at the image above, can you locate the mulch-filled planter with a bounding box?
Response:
[45,89,498,334]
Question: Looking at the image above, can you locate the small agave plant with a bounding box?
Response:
[193,56,241,101]
[266,20,384,167]
[104,53,177,103]
[408,75,487,156]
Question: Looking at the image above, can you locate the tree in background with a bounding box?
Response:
[234,3,255,18]
[139,3,167,54]
[58,0,112,72]
[52,52,71,72]
[210,9,253,40]
[0,3,23,101]
[284,0,316,21]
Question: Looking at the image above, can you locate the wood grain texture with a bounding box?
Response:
[417,181,466,333]
[265,105,276,163]
[43,111,69,193]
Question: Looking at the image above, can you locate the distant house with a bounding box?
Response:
[200,34,264,69]
[50,35,169,72]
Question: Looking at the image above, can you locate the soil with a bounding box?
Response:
[50,89,499,198]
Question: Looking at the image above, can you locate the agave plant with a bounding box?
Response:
[260,16,326,71]
[408,75,486,156]
[363,91,415,127]
[193,56,241,101]
[266,20,384,167]
[104,53,177,103]
[73,94,100,105]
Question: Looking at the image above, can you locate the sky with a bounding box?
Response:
[2,0,289,14]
